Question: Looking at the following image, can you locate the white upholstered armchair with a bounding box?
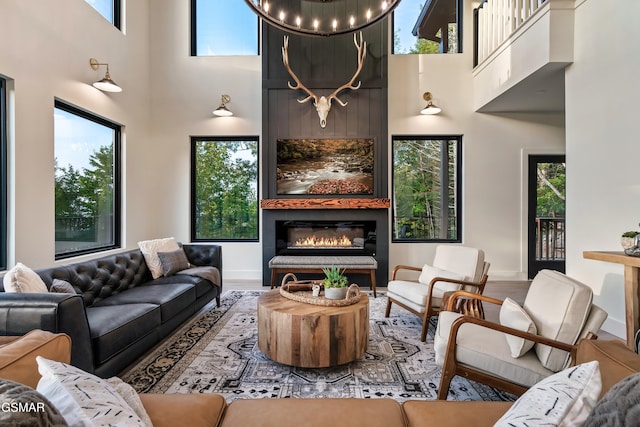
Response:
[385,245,490,341]
[434,269,608,399]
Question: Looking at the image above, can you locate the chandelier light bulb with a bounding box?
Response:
[263,1,269,13]
[366,9,372,22]
[382,1,388,10]
[279,11,285,21]
[313,19,319,31]
[332,19,337,31]
[349,16,355,27]
[296,16,301,28]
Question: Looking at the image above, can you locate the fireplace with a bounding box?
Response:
[275,220,376,256]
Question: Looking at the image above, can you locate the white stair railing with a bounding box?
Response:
[475,0,547,66]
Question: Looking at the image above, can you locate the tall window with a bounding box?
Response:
[0,78,7,269]
[191,137,259,241]
[84,0,121,29]
[393,0,461,54]
[54,101,121,259]
[392,136,461,242]
[191,0,259,56]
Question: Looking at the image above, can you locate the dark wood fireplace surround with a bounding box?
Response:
[260,24,390,286]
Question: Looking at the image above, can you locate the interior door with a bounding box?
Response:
[528,155,566,278]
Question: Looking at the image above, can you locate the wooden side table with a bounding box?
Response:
[257,290,369,367]
[583,251,640,350]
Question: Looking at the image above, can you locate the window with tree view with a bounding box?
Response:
[54,101,120,259]
[393,0,461,54]
[192,137,258,241]
[392,136,461,242]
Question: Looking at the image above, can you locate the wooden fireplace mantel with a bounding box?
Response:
[260,198,390,210]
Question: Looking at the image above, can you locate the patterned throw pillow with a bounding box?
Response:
[36,356,151,427]
[0,378,67,427]
[3,262,48,293]
[499,297,537,358]
[49,279,76,294]
[157,248,191,276]
[494,361,601,427]
[138,237,181,279]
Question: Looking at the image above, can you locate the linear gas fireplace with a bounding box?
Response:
[275,220,376,256]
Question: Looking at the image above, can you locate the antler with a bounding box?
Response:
[282,36,318,105]
[327,32,367,107]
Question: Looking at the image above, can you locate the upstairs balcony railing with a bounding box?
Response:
[474,0,548,66]
[536,217,565,261]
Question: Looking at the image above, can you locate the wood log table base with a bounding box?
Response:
[257,290,369,368]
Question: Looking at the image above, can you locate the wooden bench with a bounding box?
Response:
[269,255,378,297]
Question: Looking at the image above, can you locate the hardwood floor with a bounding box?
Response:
[225,279,617,340]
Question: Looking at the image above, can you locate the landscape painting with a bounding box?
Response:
[276,138,374,195]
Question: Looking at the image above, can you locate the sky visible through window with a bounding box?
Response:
[196,0,259,56]
[54,109,114,176]
[84,0,114,23]
[394,0,425,53]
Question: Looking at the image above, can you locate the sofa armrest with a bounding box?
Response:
[0,293,94,373]
[183,244,222,270]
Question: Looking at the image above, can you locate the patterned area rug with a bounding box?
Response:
[122,290,515,403]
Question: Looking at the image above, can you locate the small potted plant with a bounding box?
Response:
[322,266,349,300]
[622,229,640,250]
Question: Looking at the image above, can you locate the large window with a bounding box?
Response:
[0,78,7,269]
[393,0,461,54]
[191,137,259,241]
[392,136,461,242]
[54,101,121,259]
[84,0,121,29]
[191,0,259,56]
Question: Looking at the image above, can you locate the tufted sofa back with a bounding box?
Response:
[1,250,151,307]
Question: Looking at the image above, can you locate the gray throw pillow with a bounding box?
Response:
[583,372,640,427]
[49,279,76,294]
[157,248,191,276]
[0,378,68,426]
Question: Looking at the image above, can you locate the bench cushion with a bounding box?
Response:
[269,255,377,269]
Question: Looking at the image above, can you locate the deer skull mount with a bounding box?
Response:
[282,32,367,128]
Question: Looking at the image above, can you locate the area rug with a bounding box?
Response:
[122,290,515,403]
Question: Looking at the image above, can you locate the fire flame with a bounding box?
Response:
[294,235,352,247]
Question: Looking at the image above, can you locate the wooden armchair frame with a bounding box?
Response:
[385,265,489,342]
[437,291,584,400]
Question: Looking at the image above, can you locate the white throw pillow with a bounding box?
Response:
[3,262,48,293]
[418,264,466,294]
[138,237,180,279]
[106,377,153,427]
[36,356,151,427]
[499,297,537,358]
[494,361,601,427]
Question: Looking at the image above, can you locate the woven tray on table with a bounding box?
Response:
[278,273,362,307]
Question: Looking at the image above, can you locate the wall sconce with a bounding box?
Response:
[89,58,122,93]
[213,94,233,117]
[420,92,441,115]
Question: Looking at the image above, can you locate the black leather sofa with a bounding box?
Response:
[0,244,222,378]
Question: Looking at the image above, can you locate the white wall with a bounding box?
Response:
[0,0,152,268]
[148,1,262,280]
[388,0,566,279]
[565,0,640,337]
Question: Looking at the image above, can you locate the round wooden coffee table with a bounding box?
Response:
[257,289,369,368]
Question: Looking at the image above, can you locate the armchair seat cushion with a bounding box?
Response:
[387,280,444,313]
[435,312,554,388]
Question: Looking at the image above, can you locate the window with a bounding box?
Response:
[392,136,461,242]
[393,0,461,54]
[84,0,121,29]
[191,137,259,241]
[0,78,7,269]
[191,0,259,56]
[54,101,121,259]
